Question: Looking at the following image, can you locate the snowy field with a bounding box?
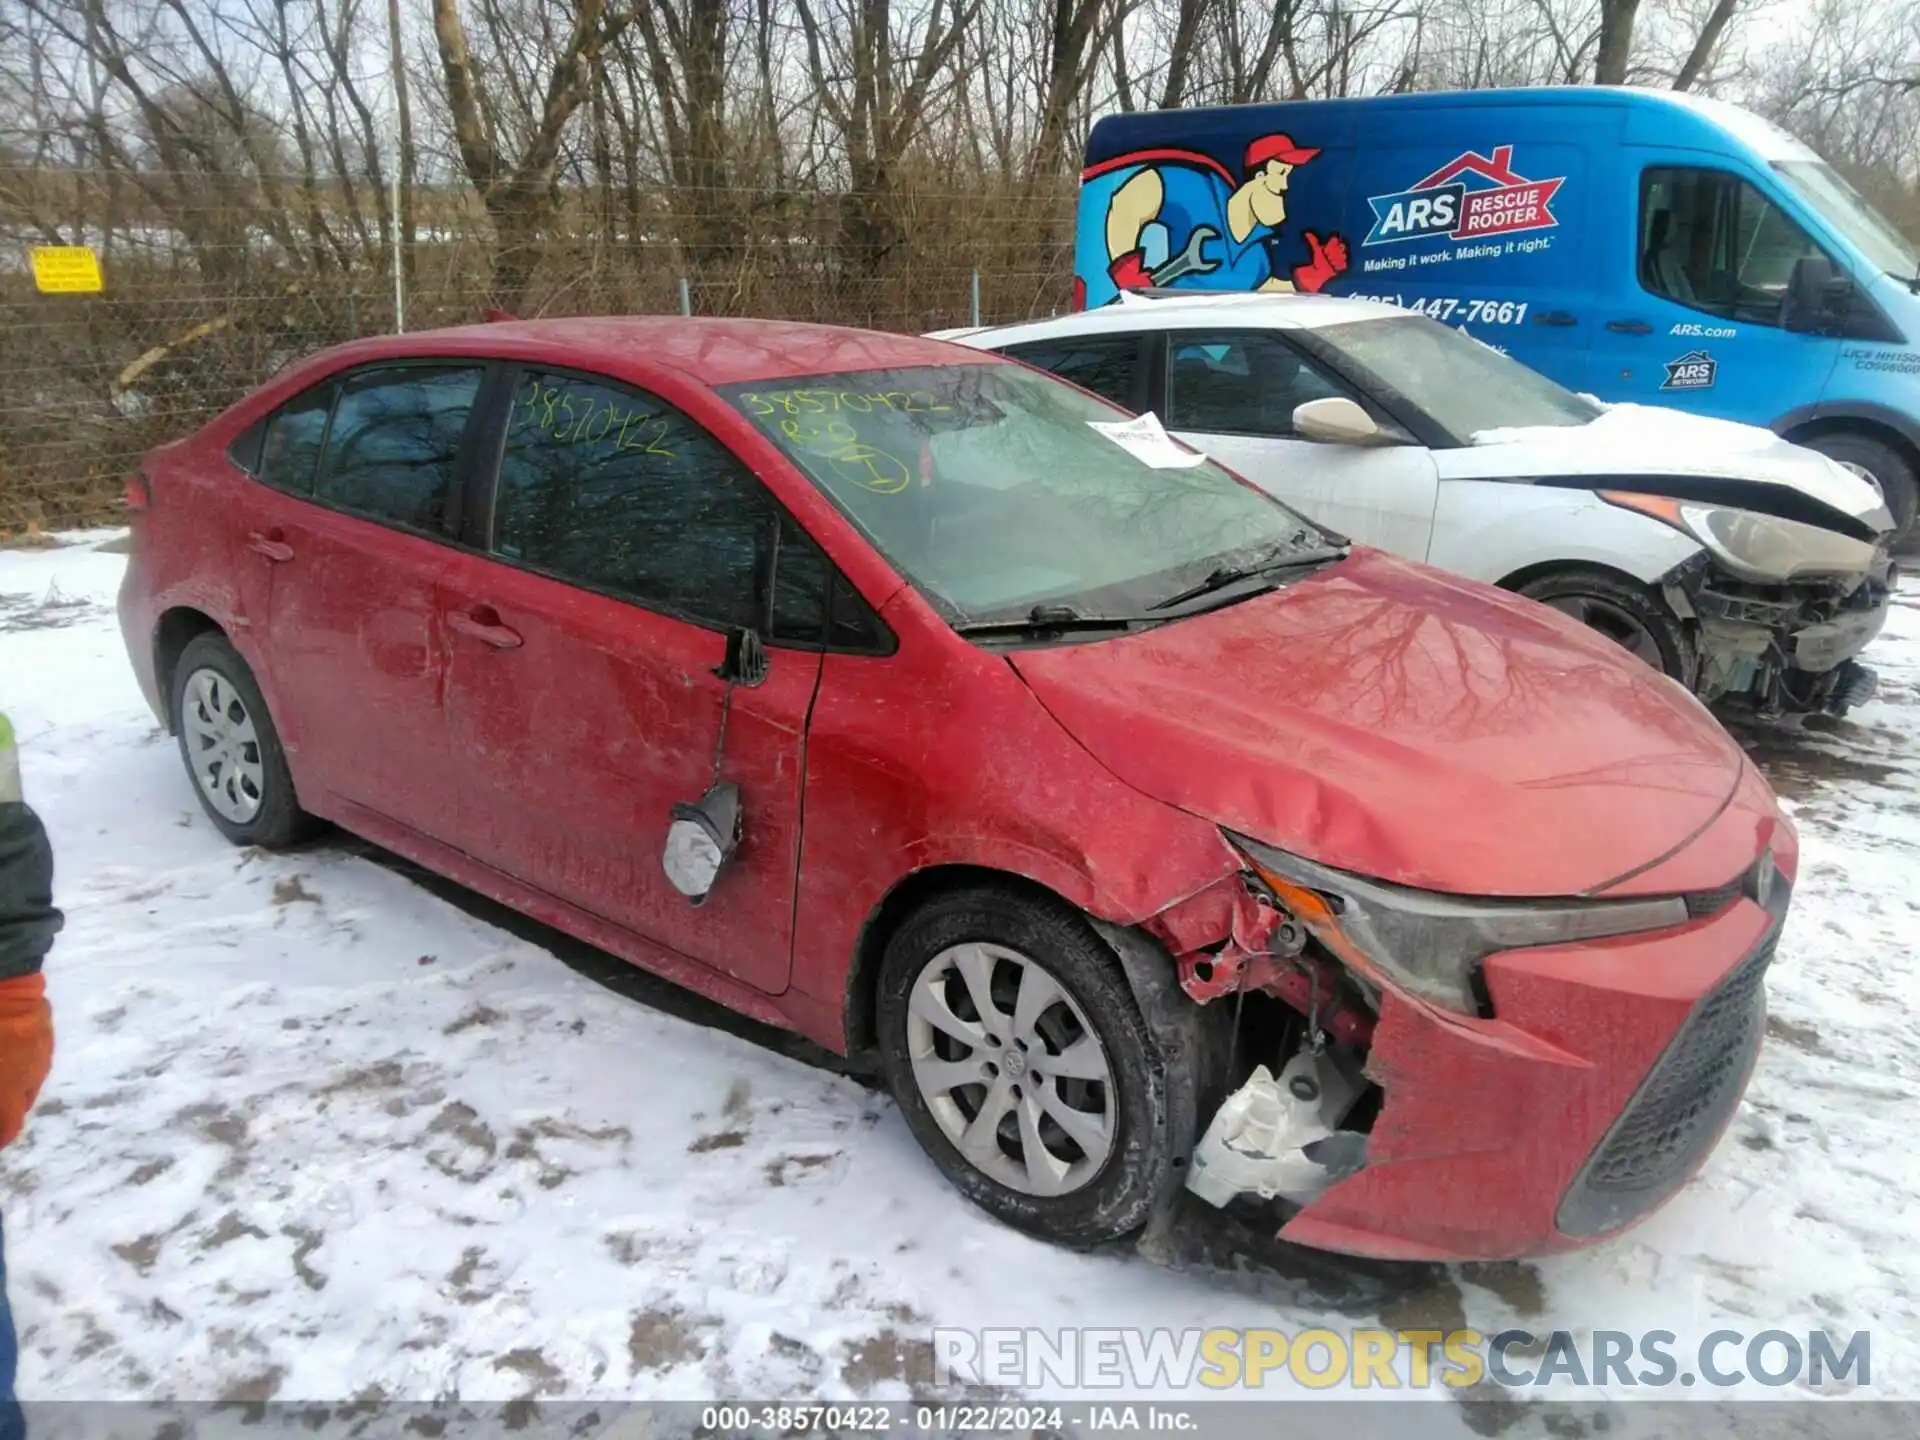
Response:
[3,532,1918,1429]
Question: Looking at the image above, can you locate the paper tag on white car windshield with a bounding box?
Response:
[1087,413,1207,469]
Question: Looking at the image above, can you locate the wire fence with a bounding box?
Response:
[0,168,1080,533]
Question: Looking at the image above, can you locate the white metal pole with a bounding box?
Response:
[391,169,405,334]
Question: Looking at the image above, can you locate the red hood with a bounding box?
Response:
[1011,549,1750,897]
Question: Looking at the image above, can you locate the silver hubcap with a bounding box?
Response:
[906,942,1115,1197]
[181,668,266,824]
[1544,594,1666,671]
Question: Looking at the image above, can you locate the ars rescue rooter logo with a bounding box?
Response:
[1363,146,1565,247]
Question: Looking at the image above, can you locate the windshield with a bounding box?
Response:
[1308,316,1602,443]
[1774,160,1918,281]
[723,364,1331,625]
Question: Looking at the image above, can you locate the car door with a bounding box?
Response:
[251,362,486,838]
[1153,328,1441,559]
[1589,161,1842,418]
[436,366,826,996]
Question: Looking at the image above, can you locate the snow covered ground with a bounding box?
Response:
[3,533,1918,1429]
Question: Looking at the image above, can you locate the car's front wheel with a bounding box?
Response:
[1517,567,1695,686]
[875,884,1188,1249]
[170,631,314,847]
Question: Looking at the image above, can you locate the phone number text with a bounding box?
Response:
[1347,294,1530,325]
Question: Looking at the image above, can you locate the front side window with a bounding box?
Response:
[493,370,868,644]
[1164,332,1346,437]
[1640,168,1827,326]
[1001,334,1144,409]
[722,364,1331,626]
[315,367,482,531]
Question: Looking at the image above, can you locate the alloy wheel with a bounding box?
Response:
[1543,594,1667,670]
[905,941,1116,1197]
[181,667,266,823]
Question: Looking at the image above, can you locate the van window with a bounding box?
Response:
[1000,335,1144,409]
[1165,333,1345,437]
[315,367,482,531]
[1640,169,1827,327]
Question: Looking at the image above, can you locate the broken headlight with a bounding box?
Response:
[1228,833,1689,1015]
[1600,492,1877,584]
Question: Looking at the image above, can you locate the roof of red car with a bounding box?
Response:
[335,316,990,386]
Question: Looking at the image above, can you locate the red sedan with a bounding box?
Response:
[116,317,1792,1260]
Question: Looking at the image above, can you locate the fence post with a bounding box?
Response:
[390,170,406,334]
[971,268,981,328]
[348,288,360,337]
[678,277,692,317]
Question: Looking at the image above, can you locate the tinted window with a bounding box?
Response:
[256,384,337,496]
[1165,333,1345,437]
[1001,335,1142,409]
[1640,168,1826,326]
[316,367,481,530]
[493,371,786,634]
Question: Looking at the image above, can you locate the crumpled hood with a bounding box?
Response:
[1460,404,1891,528]
[1011,548,1752,897]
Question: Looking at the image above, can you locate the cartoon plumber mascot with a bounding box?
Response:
[1078,133,1350,309]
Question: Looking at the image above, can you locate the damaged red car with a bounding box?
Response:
[117,318,1793,1261]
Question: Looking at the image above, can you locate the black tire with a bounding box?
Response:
[1516,566,1696,685]
[170,631,315,847]
[1799,431,1918,544]
[875,884,1187,1249]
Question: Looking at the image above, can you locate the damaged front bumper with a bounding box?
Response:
[1151,817,1796,1261]
[1664,549,1895,716]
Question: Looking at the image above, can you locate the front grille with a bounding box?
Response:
[1555,932,1774,1238]
[1685,878,1743,920]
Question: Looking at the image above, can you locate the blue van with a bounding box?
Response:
[1074,87,1920,536]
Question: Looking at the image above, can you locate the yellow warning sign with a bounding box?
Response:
[29,245,104,294]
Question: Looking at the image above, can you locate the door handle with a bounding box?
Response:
[1534,310,1578,327]
[1606,318,1654,335]
[247,530,294,563]
[447,606,523,650]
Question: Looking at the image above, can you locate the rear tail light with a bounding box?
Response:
[123,471,152,512]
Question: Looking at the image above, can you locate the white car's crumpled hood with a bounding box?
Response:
[1456,404,1892,528]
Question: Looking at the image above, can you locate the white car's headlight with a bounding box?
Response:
[1601,491,1877,583]
[1230,834,1688,1015]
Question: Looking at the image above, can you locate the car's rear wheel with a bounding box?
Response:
[1517,567,1695,685]
[1799,431,1916,543]
[875,884,1184,1248]
[170,632,313,847]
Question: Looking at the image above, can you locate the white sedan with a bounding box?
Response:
[932,292,1898,718]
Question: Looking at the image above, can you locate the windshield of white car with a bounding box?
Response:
[1774,160,1918,283]
[1308,316,1602,444]
[722,363,1338,626]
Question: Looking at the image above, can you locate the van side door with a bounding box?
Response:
[1338,108,1606,389]
[1591,160,1841,419]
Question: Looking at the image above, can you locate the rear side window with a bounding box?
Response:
[315,367,483,531]
[243,383,336,496]
[1164,333,1344,437]
[1001,335,1144,409]
[1640,168,1827,326]
[493,371,781,634]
